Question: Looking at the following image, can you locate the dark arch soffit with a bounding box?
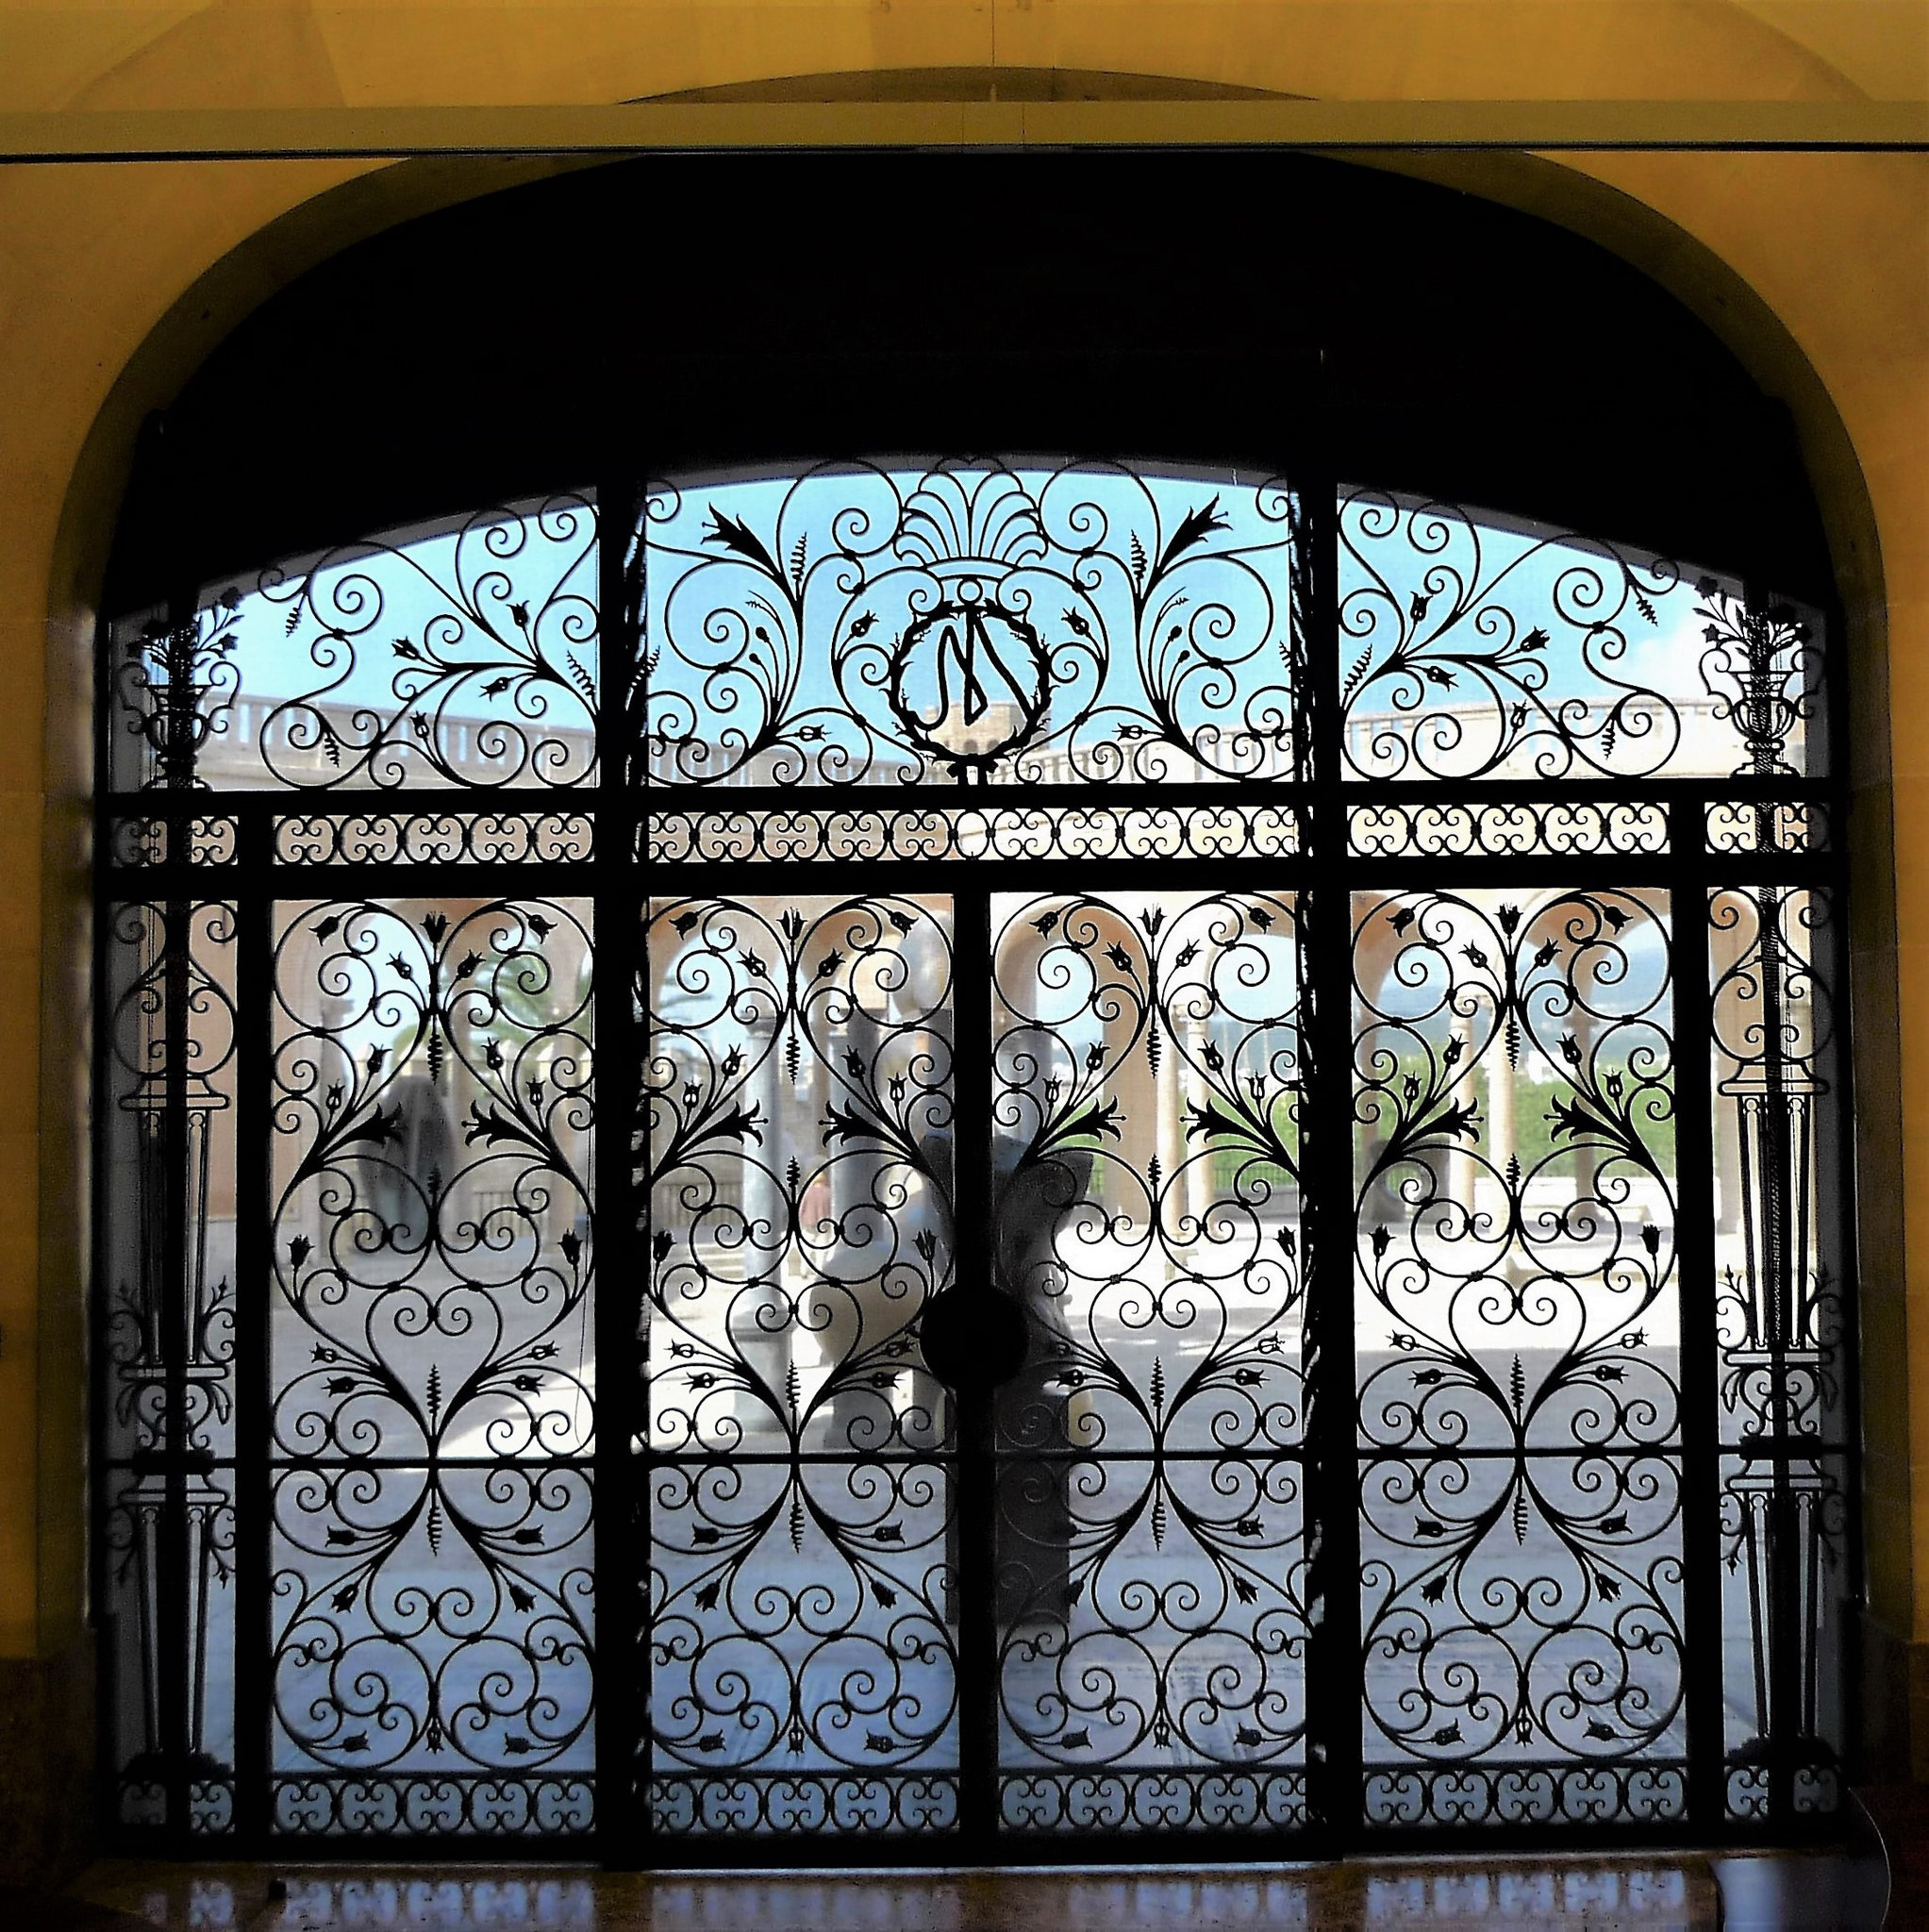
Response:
[105,150,1831,615]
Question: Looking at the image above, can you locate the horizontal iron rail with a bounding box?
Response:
[97,774,1835,812]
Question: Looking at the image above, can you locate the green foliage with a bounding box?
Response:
[1503,1074,1675,1174]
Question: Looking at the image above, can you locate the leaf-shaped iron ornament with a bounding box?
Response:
[989,890,1309,1778]
[640,892,958,1784]
[265,895,594,1785]
[1352,887,1686,1774]
[642,460,1302,790]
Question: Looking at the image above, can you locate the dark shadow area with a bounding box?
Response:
[0,1886,154,1931]
[641,67,1293,103]
[106,150,1829,613]
[1705,1790,1891,1929]
[1857,1783,1929,1925]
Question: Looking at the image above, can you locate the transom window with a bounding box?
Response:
[97,455,1849,1857]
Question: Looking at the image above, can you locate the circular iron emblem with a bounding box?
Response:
[884,582,1052,780]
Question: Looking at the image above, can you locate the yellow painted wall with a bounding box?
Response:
[0,0,1924,1850]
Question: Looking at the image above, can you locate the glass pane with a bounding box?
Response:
[1709,887,1845,1446]
[110,496,598,792]
[1353,888,1686,1827]
[991,891,1308,1832]
[101,1466,239,1836]
[103,902,240,1463]
[100,901,240,1833]
[1339,489,1825,782]
[267,896,595,1837]
[1718,1452,1851,1822]
[643,461,1301,790]
[641,893,958,1838]
[1709,885,1846,1821]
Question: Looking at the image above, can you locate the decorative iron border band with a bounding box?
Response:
[1362,1762,1688,1828]
[1346,801,1669,858]
[273,810,596,865]
[642,803,1305,865]
[648,1774,959,1836]
[268,1774,595,1838]
[1000,1771,1308,1834]
[1726,1760,1840,1822]
[115,1777,236,1836]
[1705,801,1831,855]
[109,815,241,867]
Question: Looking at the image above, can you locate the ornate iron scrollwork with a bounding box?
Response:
[95,459,1848,1854]
[112,598,246,791]
[101,900,241,1832]
[111,498,600,793]
[640,894,960,1832]
[1694,584,1824,778]
[1708,884,1847,1816]
[1338,491,1826,786]
[642,462,1304,790]
[989,891,1310,1825]
[1352,890,1687,1821]
[266,897,595,1832]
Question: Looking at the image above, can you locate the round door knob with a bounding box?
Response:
[920,1286,1028,1391]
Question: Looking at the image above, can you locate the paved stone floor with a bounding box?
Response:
[19,1848,1888,1932]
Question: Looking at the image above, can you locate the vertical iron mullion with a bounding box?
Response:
[156,563,199,1846]
[592,863,640,1860]
[90,608,119,1837]
[950,887,997,1855]
[157,604,200,1844]
[1737,570,1811,1825]
[229,818,274,1849]
[593,474,642,1860]
[1669,796,1723,1831]
[1826,774,1863,1794]
[1788,565,1856,1806]
[1301,455,1361,1850]
[1823,570,1857,1774]
[1760,872,1803,1825]
[157,893,190,1847]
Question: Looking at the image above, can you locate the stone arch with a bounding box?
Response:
[38,108,1904,1838]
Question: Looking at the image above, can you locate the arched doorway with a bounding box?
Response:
[92,151,1852,1859]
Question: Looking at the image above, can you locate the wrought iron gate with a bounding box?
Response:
[96,459,1854,1859]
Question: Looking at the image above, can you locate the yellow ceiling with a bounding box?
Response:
[1740,0,1928,100]
[0,1,1921,117]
